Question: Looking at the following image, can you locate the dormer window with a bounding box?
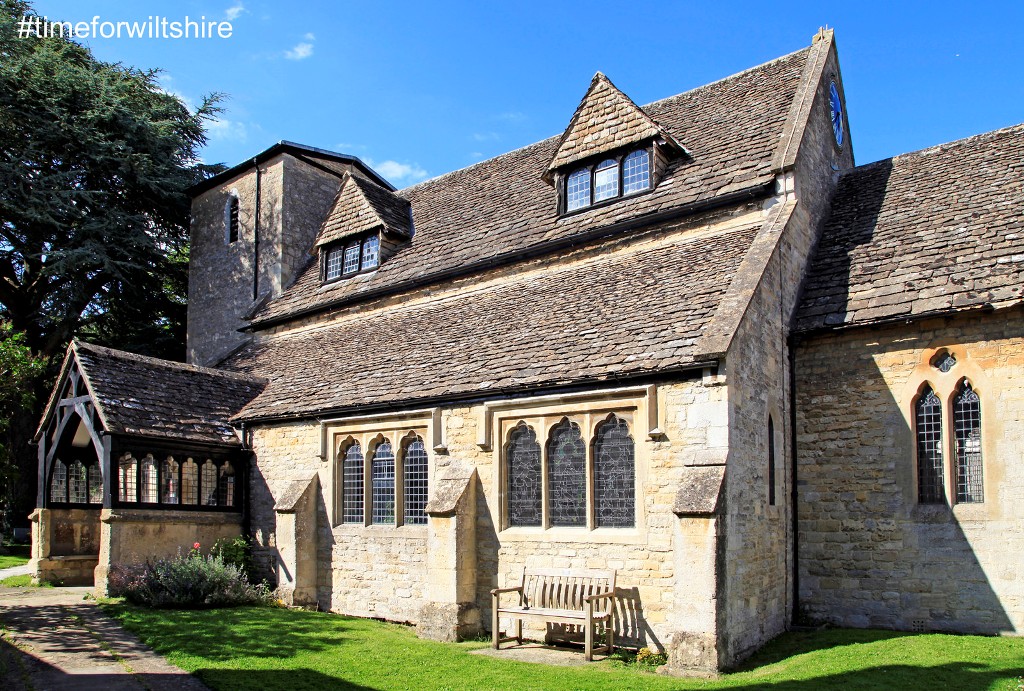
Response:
[563,147,651,213]
[324,233,382,283]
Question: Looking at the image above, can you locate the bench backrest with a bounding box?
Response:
[519,567,616,610]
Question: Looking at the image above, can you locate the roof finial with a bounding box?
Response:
[813,26,832,44]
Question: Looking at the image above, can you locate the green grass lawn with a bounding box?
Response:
[0,544,30,570]
[103,604,1024,691]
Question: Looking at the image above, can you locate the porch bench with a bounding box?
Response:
[491,567,616,661]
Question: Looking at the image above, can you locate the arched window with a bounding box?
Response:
[593,158,619,201]
[622,149,650,194]
[50,459,68,503]
[371,440,395,525]
[767,415,776,506]
[68,460,88,503]
[140,454,158,503]
[119,454,137,503]
[218,461,236,507]
[507,423,541,527]
[227,195,239,243]
[342,442,364,524]
[162,457,179,504]
[566,168,591,211]
[547,418,586,527]
[88,465,103,504]
[403,437,428,525]
[954,381,984,503]
[201,460,218,506]
[916,386,944,504]
[182,458,198,505]
[593,415,635,528]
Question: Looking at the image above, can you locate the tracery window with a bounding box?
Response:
[113,452,238,509]
[338,434,430,527]
[593,415,635,528]
[547,419,586,527]
[403,437,429,525]
[953,381,984,503]
[342,441,364,524]
[916,386,945,504]
[563,146,651,213]
[371,440,396,525]
[506,423,542,527]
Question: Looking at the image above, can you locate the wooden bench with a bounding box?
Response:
[491,567,616,661]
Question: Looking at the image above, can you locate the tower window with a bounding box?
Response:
[227,195,239,244]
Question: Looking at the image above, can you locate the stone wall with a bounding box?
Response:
[795,308,1024,634]
[28,507,102,586]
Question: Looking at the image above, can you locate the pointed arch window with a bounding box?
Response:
[200,460,218,506]
[403,437,429,525]
[371,440,396,525]
[593,415,635,528]
[953,381,984,503]
[140,455,159,503]
[507,423,542,527]
[119,454,137,503]
[182,459,199,505]
[218,461,237,508]
[341,442,364,524]
[547,419,586,527]
[162,457,179,504]
[915,386,944,504]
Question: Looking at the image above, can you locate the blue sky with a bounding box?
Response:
[29,0,1024,188]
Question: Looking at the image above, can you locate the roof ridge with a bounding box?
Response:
[398,44,812,195]
[72,340,266,384]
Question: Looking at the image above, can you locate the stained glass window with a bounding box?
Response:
[343,242,361,275]
[371,441,395,525]
[567,168,591,211]
[140,455,158,503]
[622,149,650,194]
[119,454,137,503]
[594,416,635,528]
[325,246,343,280]
[182,459,198,505]
[593,159,619,202]
[954,381,984,503]
[404,437,428,525]
[69,460,88,503]
[362,235,380,271]
[162,457,179,504]
[916,387,944,503]
[342,442,364,524]
[507,423,542,527]
[219,462,236,507]
[50,459,67,503]
[934,352,957,373]
[201,460,218,506]
[547,419,586,527]
[88,464,103,503]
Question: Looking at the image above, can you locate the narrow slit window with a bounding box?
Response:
[593,158,619,202]
[566,167,591,211]
[361,235,380,271]
[593,415,635,528]
[371,441,395,525]
[342,442,364,524]
[547,418,586,527]
[403,437,428,525]
[622,149,650,194]
[507,423,541,527]
[916,386,945,504]
[325,246,344,281]
[227,196,239,243]
[954,381,984,503]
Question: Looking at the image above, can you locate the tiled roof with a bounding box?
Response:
[72,341,266,445]
[251,47,810,326]
[795,124,1024,332]
[227,221,761,421]
[314,173,413,248]
[545,72,683,175]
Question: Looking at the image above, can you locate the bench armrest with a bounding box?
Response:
[490,586,523,596]
[584,590,616,603]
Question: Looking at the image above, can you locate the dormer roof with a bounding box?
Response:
[544,72,685,181]
[314,173,413,249]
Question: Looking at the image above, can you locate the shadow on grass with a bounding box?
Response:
[725,662,1019,691]
[196,668,377,691]
[734,628,918,670]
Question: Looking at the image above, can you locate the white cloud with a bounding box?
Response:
[367,159,429,185]
[225,2,246,20]
[285,41,314,60]
[472,132,500,142]
[495,111,527,123]
[303,32,316,41]
[207,117,249,143]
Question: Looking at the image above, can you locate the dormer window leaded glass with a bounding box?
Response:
[325,247,344,281]
[343,243,361,275]
[563,146,650,213]
[325,233,385,283]
[361,234,380,270]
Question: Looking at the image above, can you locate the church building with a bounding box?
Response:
[28,29,1024,673]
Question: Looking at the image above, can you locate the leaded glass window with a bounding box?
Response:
[162,457,179,504]
[343,242,361,275]
[342,442,364,524]
[593,416,635,528]
[371,441,395,525]
[567,168,591,211]
[69,460,88,503]
[547,419,586,527]
[593,159,619,202]
[361,235,380,271]
[507,423,541,527]
[219,462,236,507]
[954,381,984,503]
[182,459,198,505]
[404,437,428,525]
[934,351,957,373]
[88,464,103,503]
[201,460,218,506]
[140,454,158,503]
[622,149,650,194]
[119,454,137,503]
[916,387,944,504]
[50,459,67,503]
[325,246,343,280]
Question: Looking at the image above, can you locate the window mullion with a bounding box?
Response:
[540,417,549,529]
[584,413,595,530]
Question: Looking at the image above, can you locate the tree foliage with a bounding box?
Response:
[0,0,223,528]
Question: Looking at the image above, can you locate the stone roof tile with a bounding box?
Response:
[314,173,412,248]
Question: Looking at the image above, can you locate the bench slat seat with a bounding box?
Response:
[491,567,616,661]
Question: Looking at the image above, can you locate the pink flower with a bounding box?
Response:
[193,542,200,550]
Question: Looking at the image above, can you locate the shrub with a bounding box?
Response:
[108,547,273,608]
[634,647,668,668]
[210,535,257,583]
